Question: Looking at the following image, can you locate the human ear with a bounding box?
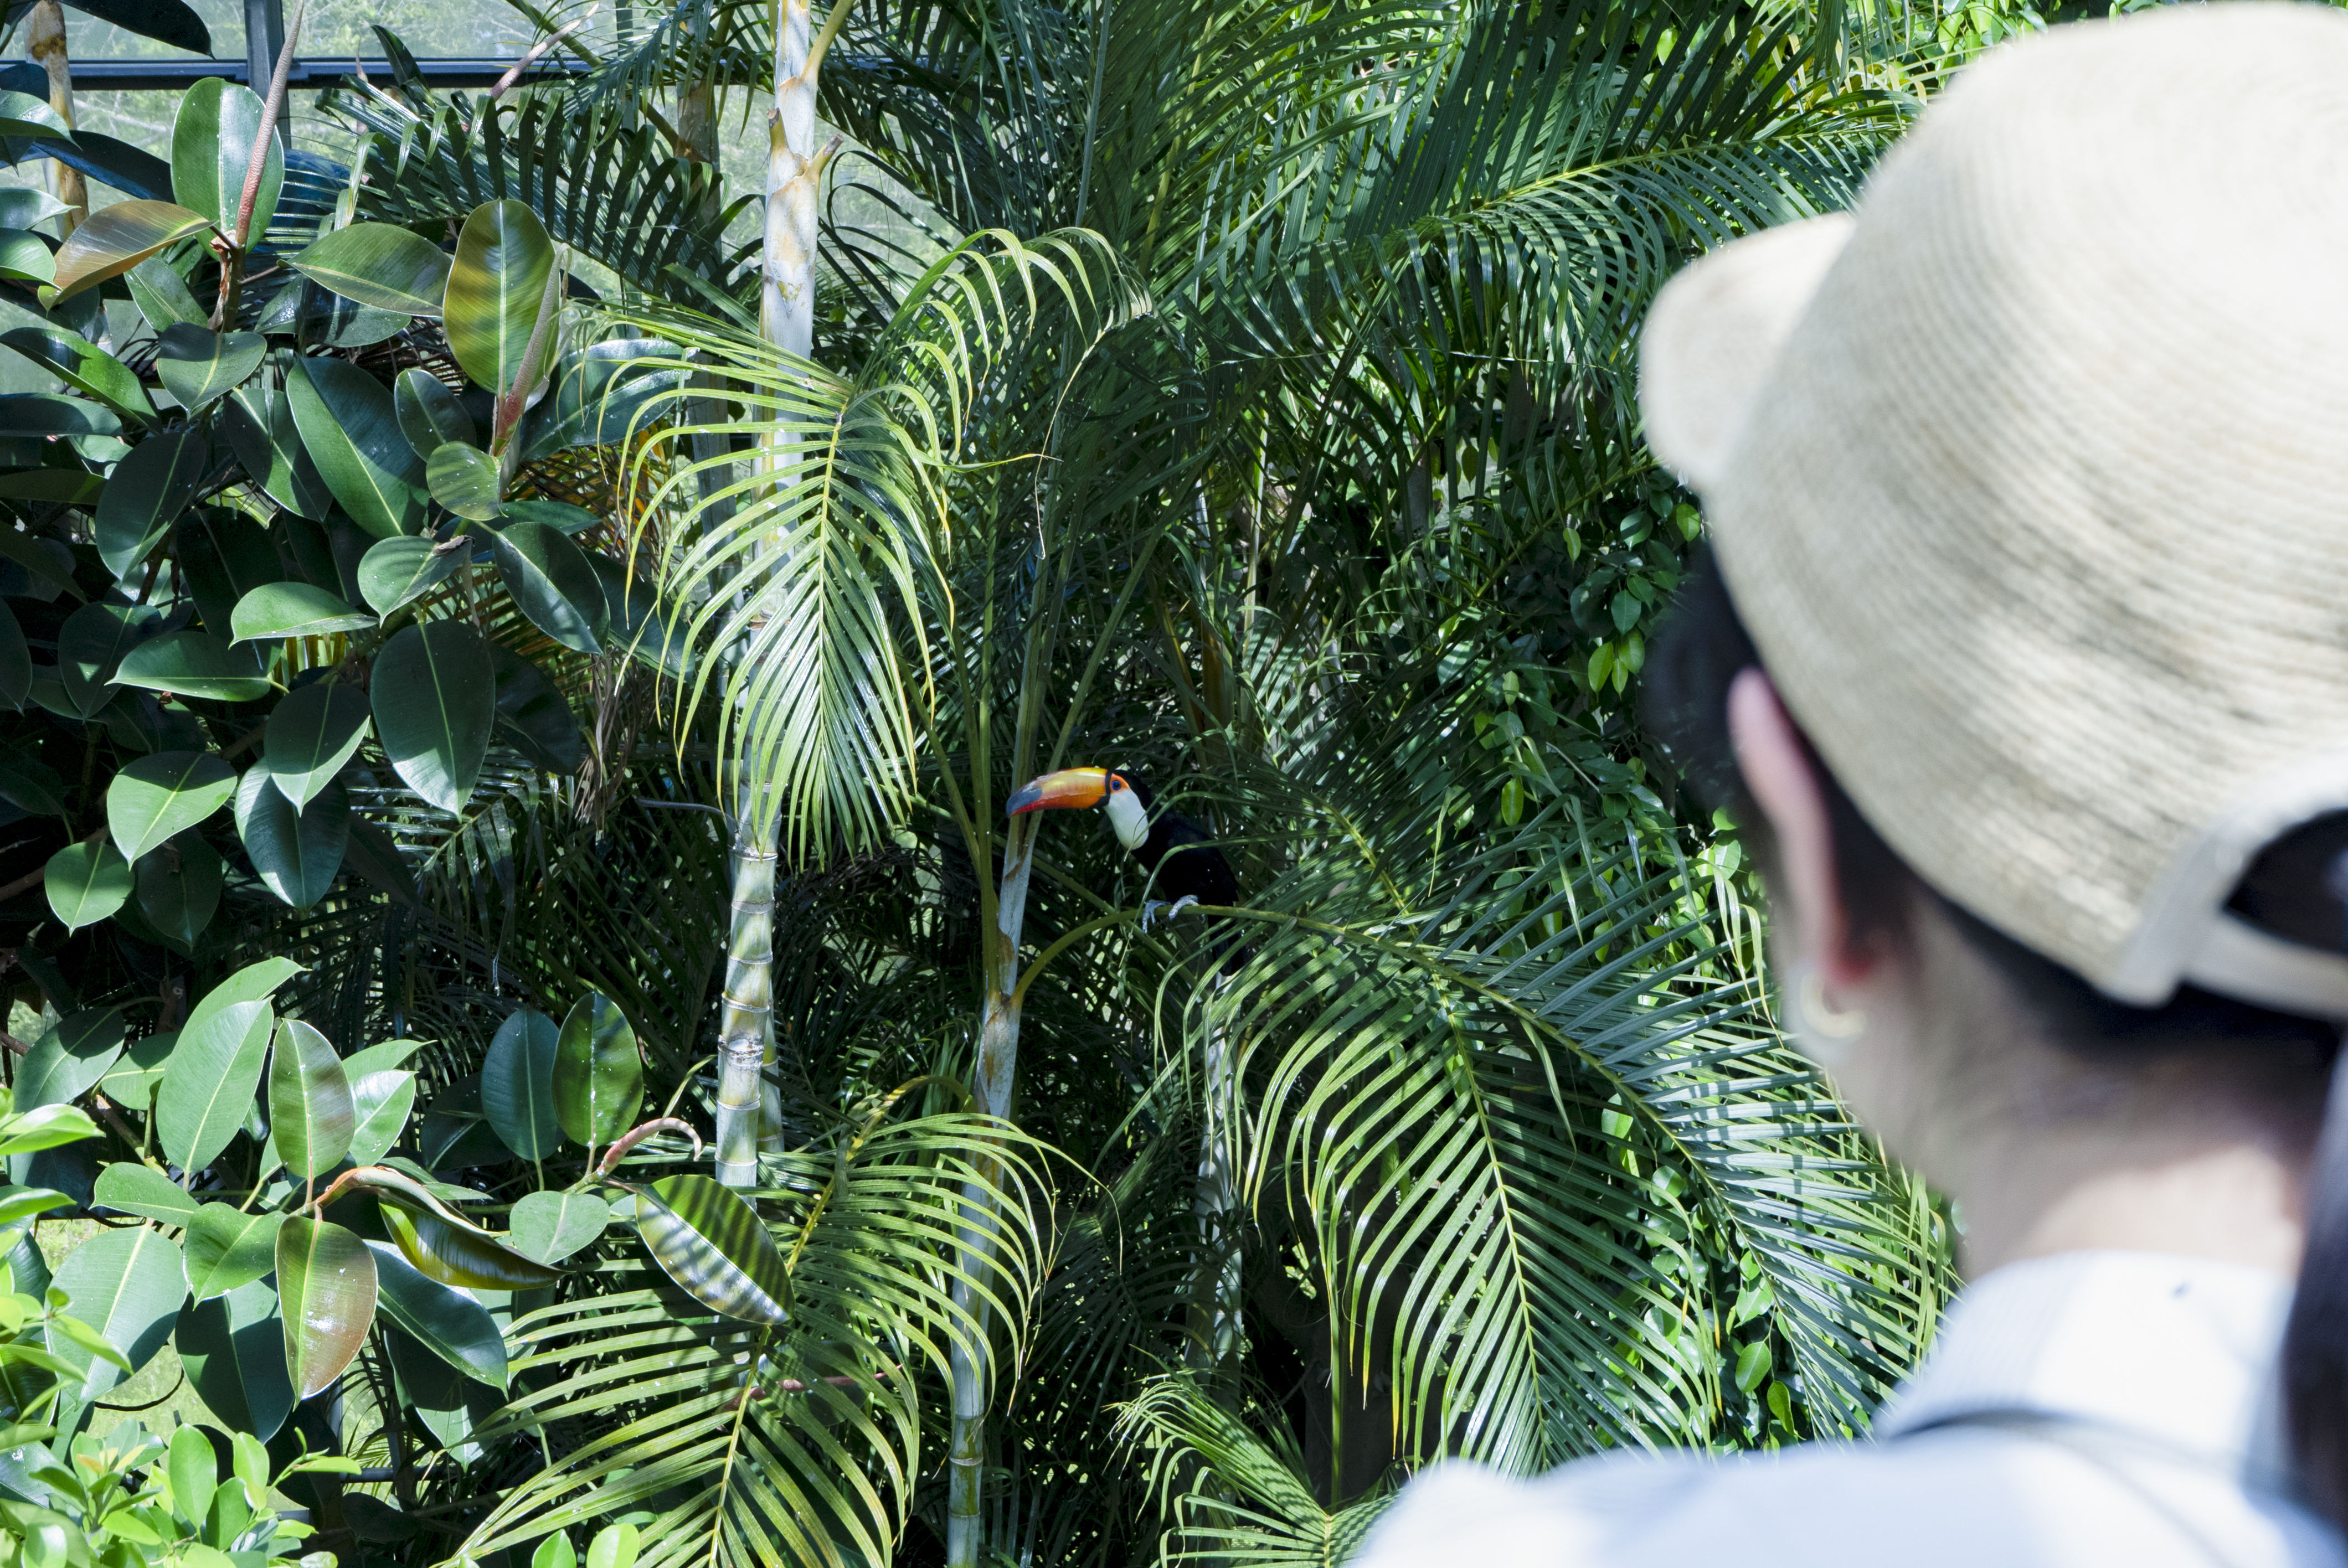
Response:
[1727,668,1861,987]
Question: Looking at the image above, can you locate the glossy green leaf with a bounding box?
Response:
[91,1161,198,1226]
[235,765,349,909]
[481,1009,560,1160]
[393,368,475,458]
[0,229,52,285]
[157,955,301,1173]
[445,200,553,395]
[48,1225,186,1397]
[152,323,265,412]
[125,254,205,332]
[133,831,221,950]
[291,224,450,317]
[269,1018,352,1180]
[489,520,607,653]
[276,1216,376,1400]
[48,199,212,302]
[0,469,102,506]
[0,1102,97,1158]
[344,1040,420,1169]
[488,643,585,775]
[176,1280,294,1443]
[106,749,235,862]
[113,631,272,702]
[0,90,68,141]
[229,582,373,643]
[69,1,210,56]
[0,392,118,440]
[499,499,598,535]
[15,1010,125,1111]
[380,1203,563,1291]
[56,601,161,718]
[224,381,331,522]
[183,1205,286,1303]
[370,620,494,812]
[519,340,685,462]
[0,752,62,817]
[355,535,460,620]
[552,993,641,1149]
[634,1174,792,1325]
[0,327,152,424]
[171,79,280,243]
[167,1424,215,1529]
[286,354,426,539]
[0,599,27,710]
[507,1189,608,1266]
[43,839,129,931]
[0,189,69,229]
[365,1239,507,1390]
[534,1531,577,1568]
[263,682,371,809]
[425,441,500,522]
[96,1029,174,1115]
[92,426,205,577]
[586,1523,640,1568]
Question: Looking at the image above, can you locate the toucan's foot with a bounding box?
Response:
[1142,895,1202,931]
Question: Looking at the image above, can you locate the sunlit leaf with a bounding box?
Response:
[152,323,266,412]
[291,223,451,317]
[183,1204,287,1303]
[481,1008,560,1160]
[47,1225,184,1397]
[445,199,553,396]
[112,631,273,702]
[171,78,280,241]
[507,1190,608,1266]
[552,992,641,1149]
[262,680,372,809]
[365,1239,507,1390]
[269,1018,353,1180]
[48,199,212,302]
[228,582,374,643]
[632,1174,791,1325]
[276,1216,376,1399]
[380,1203,563,1292]
[105,749,235,863]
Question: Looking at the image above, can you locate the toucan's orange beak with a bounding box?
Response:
[1007,767,1110,814]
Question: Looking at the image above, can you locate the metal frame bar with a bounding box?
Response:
[58,56,584,91]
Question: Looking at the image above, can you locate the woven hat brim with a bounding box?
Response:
[1640,216,1854,492]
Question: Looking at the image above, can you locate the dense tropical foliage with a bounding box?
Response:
[0,0,2077,1561]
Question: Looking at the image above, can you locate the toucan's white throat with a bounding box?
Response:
[1106,788,1150,852]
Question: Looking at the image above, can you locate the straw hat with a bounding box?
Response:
[1640,3,2348,1015]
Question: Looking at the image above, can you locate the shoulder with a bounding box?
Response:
[1348,1437,2346,1568]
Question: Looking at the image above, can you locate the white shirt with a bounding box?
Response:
[1351,1251,2346,1567]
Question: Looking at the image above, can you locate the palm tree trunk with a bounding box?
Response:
[946,818,1034,1568]
[713,822,775,1187]
[1185,1000,1243,1375]
[712,0,853,1187]
[27,2,84,236]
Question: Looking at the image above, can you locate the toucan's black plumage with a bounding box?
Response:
[1113,773,1239,910]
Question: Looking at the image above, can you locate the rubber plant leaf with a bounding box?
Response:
[269,1018,353,1180]
[262,681,371,809]
[285,354,426,539]
[364,1239,507,1390]
[291,224,451,317]
[481,1008,560,1159]
[171,79,280,241]
[276,1217,376,1399]
[183,1204,286,1303]
[152,322,266,412]
[369,621,494,812]
[632,1174,792,1325]
[105,749,234,863]
[229,582,373,643]
[48,200,212,302]
[42,839,127,932]
[552,993,642,1148]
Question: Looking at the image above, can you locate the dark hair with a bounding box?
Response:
[1643,549,2348,1524]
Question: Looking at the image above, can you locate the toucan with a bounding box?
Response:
[1006,767,1237,926]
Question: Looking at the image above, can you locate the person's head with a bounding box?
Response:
[1634,2,2348,1526]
